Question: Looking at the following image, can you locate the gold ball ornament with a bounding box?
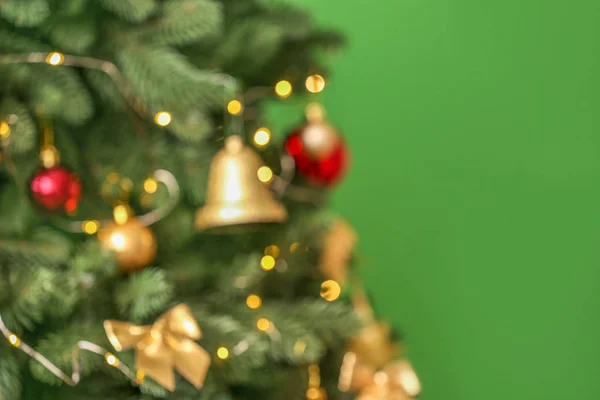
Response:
[98,218,157,273]
[348,322,397,369]
[300,103,340,159]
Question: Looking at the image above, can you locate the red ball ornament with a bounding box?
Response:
[30,166,81,214]
[285,121,349,186]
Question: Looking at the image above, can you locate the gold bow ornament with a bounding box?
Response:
[339,352,421,400]
[104,304,211,392]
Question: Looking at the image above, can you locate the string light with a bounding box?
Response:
[260,255,276,271]
[294,340,306,355]
[290,242,301,253]
[113,204,129,225]
[256,318,271,332]
[8,333,20,347]
[144,177,158,194]
[82,220,100,235]
[217,347,229,360]
[275,80,293,98]
[246,294,262,309]
[253,127,271,147]
[257,166,273,183]
[264,245,280,258]
[105,353,119,367]
[306,74,326,93]
[0,122,10,138]
[320,280,341,301]
[136,370,146,385]
[154,111,172,127]
[45,52,64,66]
[227,100,243,115]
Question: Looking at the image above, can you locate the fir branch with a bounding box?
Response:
[29,321,108,386]
[142,0,223,47]
[48,18,98,54]
[0,98,37,154]
[97,0,157,23]
[0,0,50,28]
[115,268,174,323]
[0,350,22,400]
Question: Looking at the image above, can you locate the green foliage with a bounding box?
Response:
[0,1,357,399]
[29,321,108,385]
[115,268,173,323]
[0,351,22,400]
[0,0,50,27]
[98,0,157,23]
[142,0,223,47]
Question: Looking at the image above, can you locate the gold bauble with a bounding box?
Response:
[301,103,340,159]
[98,218,157,273]
[196,136,287,230]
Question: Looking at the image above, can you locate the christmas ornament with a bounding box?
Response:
[285,103,349,186]
[320,218,357,284]
[196,135,287,230]
[30,165,81,214]
[29,137,81,214]
[97,205,157,273]
[340,353,421,400]
[104,304,210,392]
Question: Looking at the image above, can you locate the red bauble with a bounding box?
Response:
[285,122,349,186]
[30,166,81,213]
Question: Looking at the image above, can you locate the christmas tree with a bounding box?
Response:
[0,1,419,399]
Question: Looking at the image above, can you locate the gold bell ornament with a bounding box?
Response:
[196,135,287,230]
[98,204,157,273]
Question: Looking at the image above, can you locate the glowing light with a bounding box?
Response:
[253,127,271,147]
[290,242,301,253]
[105,353,119,366]
[260,255,276,271]
[306,75,326,93]
[217,347,229,360]
[294,340,307,355]
[144,177,158,194]
[46,52,64,66]
[154,111,172,126]
[106,172,120,184]
[275,80,293,98]
[320,280,341,301]
[113,204,129,225]
[0,122,10,138]
[136,370,146,384]
[82,220,99,235]
[227,100,243,115]
[257,166,273,183]
[246,294,262,309]
[264,245,280,258]
[306,388,321,400]
[8,334,20,347]
[110,233,127,251]
[256,318,271,332]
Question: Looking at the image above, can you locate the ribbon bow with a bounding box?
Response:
[338,320,421,400]
[104,304,210,392]
[340,354,421,400]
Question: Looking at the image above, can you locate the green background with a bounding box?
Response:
[286,0,600,399]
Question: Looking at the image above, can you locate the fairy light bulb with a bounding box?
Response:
[257,166,273,183]
[217,347,229,360]
[105,353,119,366]
[306,75,326,93]
[144,177,158,194]
[82,220,100,235]
[154,111,172,127]
[8,333,20,347]
[0,122,10,138]
[320,280,341,301]
[227,100,243,115]
[253,127,271,147]
[260,255,276,271]
[275,80,293,98]
[256,318,271,331]
[46,52,64,66]
[246,294,262,309]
